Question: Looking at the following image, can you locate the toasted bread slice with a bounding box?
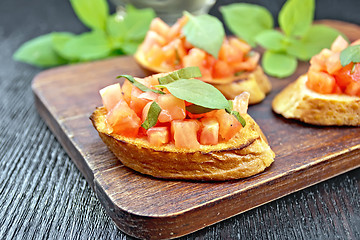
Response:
[134,50,271,104]
[90,107,275,181]
[272,75,360,126]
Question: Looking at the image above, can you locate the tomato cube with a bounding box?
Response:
[99,83,123,111]
[307,70,336,94]
[233,92,250,115]
[215,110,242,141]
[147,127,170,146]
[171,120,200,149]
[157,94,186,122]
[200,118,219,145]
[106,100,141,137]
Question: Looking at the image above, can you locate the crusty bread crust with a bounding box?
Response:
[272,74,360,126]
[90,107,275,181]
[134,49,271,104]
[213,66,272,104]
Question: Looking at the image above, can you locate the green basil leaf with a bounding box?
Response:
[123,5,156,42]
[279,0,315,37]
[255,30,287,51]
[221,3,273,46]
[120,41,141,55]
[117,75,165,94]
[60,31,112,61]
[158,67,202,84]
[106,14,127,40]
[262,51,298,78]
[141,102,162,130]
[288,25,344,60]
[183,12,224,58]
[186,105,213,114]
[340,45,360,67]
[70,0,109,31]
[13,33,67,67]
[230,111,246,127]
[158,79,230,109]
[51,32,75,59]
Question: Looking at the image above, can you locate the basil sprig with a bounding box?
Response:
[117,75,165,94]
[221,0,344,78]
[141,102,162,130]
[158,66,202,84]
[340,45,360,67]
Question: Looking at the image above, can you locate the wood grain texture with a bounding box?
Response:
[31,20,360,239]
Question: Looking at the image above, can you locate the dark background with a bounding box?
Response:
[0,0,359,239]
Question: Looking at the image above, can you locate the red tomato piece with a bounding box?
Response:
[212,60,233,79]
[215,110,242,141]
[99,83,123,111]
[231,52,259,72]
[334,63,360,90]
[229,37,251,55]
[157,94,186,122]
[106,100,141,137]
[171,120,200,149]
[168,15,188,41]
[233,92,250,115]
[325,52,342,75]
[145,45,167,66]
[199,118,219,145]
[141,30,166,51]
[330,35,349,52]
[121,79,133,105]
[150,17,171,38]
[309,48,332,72]
[147,127,170,146]
[307,70,336,94]
[344,81,360,97]
[129,87,151,117]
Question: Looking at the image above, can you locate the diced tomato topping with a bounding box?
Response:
[129,87,151,117]
[231,52,259,72]
[141,31,166,51]
[215,110,242,141]
[199,118,219,145]
[331,35,349,52]
[145,45,167,66]
[157,94,186,122]
[99,83,123,111]
[229,38,251,55]
[168,16,188,41]
[212,60,233,79]
[121,80,133,105]
[150,18,171,38]
[307,70,336,94]
[106,100,141,137]
[307,37,360,97]
[233,92,250,115]
[334,63,360,90]
[147,127,170,146]
[325,52,342,75]
[171,120,200,149]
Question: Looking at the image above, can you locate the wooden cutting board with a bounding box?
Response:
[32,20,360,240]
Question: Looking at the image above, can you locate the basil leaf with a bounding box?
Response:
[255,30,287,51]
[279,0,315,37]
[262,51,298,78]
[230,111,246,127]
[158,67,202,84]
[141,102,162,130]
[221,3,273,46]
[117,75,165,94]
[123,5,156,42]
[158,79,230,110]
[120,41,142,55]
[340,45,360,67]
[288,25,344,60]
[183,12,224,58]
[70,0,109,31]
[60,31,112,61]
[51,32,75,59]
[186,105,213,114]
[13,33,67,67]
[106,14,127,40]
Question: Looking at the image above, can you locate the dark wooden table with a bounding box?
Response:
[1,0,359,239]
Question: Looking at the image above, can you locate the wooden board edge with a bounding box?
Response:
[32,83,96,189]
[94,149,360,239]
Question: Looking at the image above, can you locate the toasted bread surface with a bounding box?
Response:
[272,75,360,126]
[90,107,275,181]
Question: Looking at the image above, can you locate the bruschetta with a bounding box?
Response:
[134,16,271,104]
[90,68,274,180]
[272,36,360,126]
